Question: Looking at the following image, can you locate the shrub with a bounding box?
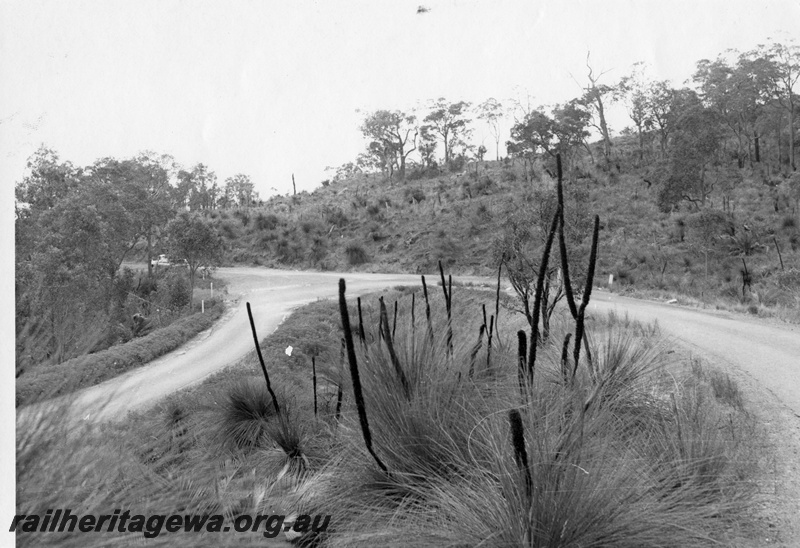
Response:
[308,236,328,265]
[323,206,349,227]
[406,167,425,181]
[255,212,280,231]
[218,219,240,240]
[501,168,518,182]
[405,187,425,203]
[276,237,303,264]
[448,155,466,172]
[474,175,494,195]
[161,270,191,311]
[235,210,250,226]
[475,203,492,222]
[345,243,369,265]
[301,220,322,234]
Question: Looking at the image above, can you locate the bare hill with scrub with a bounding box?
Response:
[216,153,800,323]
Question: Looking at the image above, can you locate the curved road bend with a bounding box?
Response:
[589,292,800,416]
[18,268,800,424]
[20,268,425,425]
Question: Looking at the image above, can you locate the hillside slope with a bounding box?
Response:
[213,157,800,321]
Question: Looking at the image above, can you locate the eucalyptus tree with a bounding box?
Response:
[617,63,653,163]
[223,173,258,207]
[360,109,418,180]
[476,98,505,161]
[579,54,617,163]
[423,98,472,166]
[166,211,224,305]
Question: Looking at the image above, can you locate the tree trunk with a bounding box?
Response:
[754,131,760,163]
[189,268,196,310]
[790,99,796,171]
[777,114,783,171]
[147,229,153,279]
[637,124,644,164]
[596,95,612,163]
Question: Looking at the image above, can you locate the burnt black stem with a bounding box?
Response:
[312,356,318,417]
[572,215,600,378]
[246,302,280,415]
[509,409,532,500]
[338,279,388,474]
[392,300,398,339]
[528,209,560,381]
[517,330,528,394]
[379,296,410,398]
[357,297,366,345]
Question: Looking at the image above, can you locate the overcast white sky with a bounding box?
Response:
[2,0,799,200]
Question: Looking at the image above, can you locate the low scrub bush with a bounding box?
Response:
[404,187,425,203]
[501,168,518,182]
[345,243,369,265]
[255,212,281,231]
[16,301,225,407]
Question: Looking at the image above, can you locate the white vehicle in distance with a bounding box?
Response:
[151,254,172,267]
[150,254,188,268]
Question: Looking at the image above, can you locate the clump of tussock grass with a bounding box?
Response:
[298,311,757,547]
[210,379,279,452]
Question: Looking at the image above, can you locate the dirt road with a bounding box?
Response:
[588,292,800,417]
[20,268,800,424]
[22,268,427,424]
